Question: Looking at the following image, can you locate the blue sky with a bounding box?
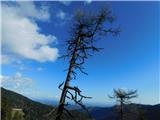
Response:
[1,1,159,105]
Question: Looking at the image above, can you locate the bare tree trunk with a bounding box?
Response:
[120,100,123,120]
[55,37,81,120]
[55,9,119,120]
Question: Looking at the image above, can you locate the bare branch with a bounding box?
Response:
[58,82,64,90]
[56,8,119,120]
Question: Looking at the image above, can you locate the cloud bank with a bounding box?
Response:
[1,72,34,91]
[1,2,59,63]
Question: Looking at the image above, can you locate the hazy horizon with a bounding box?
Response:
[1,1,159,106]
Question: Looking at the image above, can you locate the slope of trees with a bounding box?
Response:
[1,87,91,120]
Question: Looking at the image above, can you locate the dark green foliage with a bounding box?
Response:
[1,95,12,120]
[1,87,54,120]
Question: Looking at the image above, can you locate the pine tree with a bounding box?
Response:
[109,89,138,120]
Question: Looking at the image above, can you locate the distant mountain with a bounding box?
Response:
[89,106,117,120]
[145,104,160,120]
[2,87,159,120]
[1,87,92,120]
[89,104,160,120]
[32,98,58,106]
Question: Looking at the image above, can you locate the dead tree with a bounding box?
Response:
[55,8,120,120]
[109,89,138,120]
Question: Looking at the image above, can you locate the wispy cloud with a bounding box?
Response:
[85,0,92,4]
[1,2,59,64]
[56,10,66,20]
[13,1,50,21]
[37,67,44,71]
[1,54,15,64]
[55,10,72,26]
[1,72,34,92]
[59,0,71,6]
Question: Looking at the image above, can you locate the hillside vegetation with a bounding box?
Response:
[1,87,91,120]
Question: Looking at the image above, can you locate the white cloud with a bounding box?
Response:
[56,10,66,20]
[1,72,34,91]
[1,2,59,63]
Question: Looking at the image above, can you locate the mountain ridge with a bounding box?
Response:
[89,103,160,120]
[1,87,159,120]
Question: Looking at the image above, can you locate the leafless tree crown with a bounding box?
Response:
[109,89,138,104]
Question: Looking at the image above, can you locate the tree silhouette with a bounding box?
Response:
[55,8,120,120]
[109,89,138,120]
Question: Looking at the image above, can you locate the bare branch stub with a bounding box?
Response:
[55,8,120,120]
